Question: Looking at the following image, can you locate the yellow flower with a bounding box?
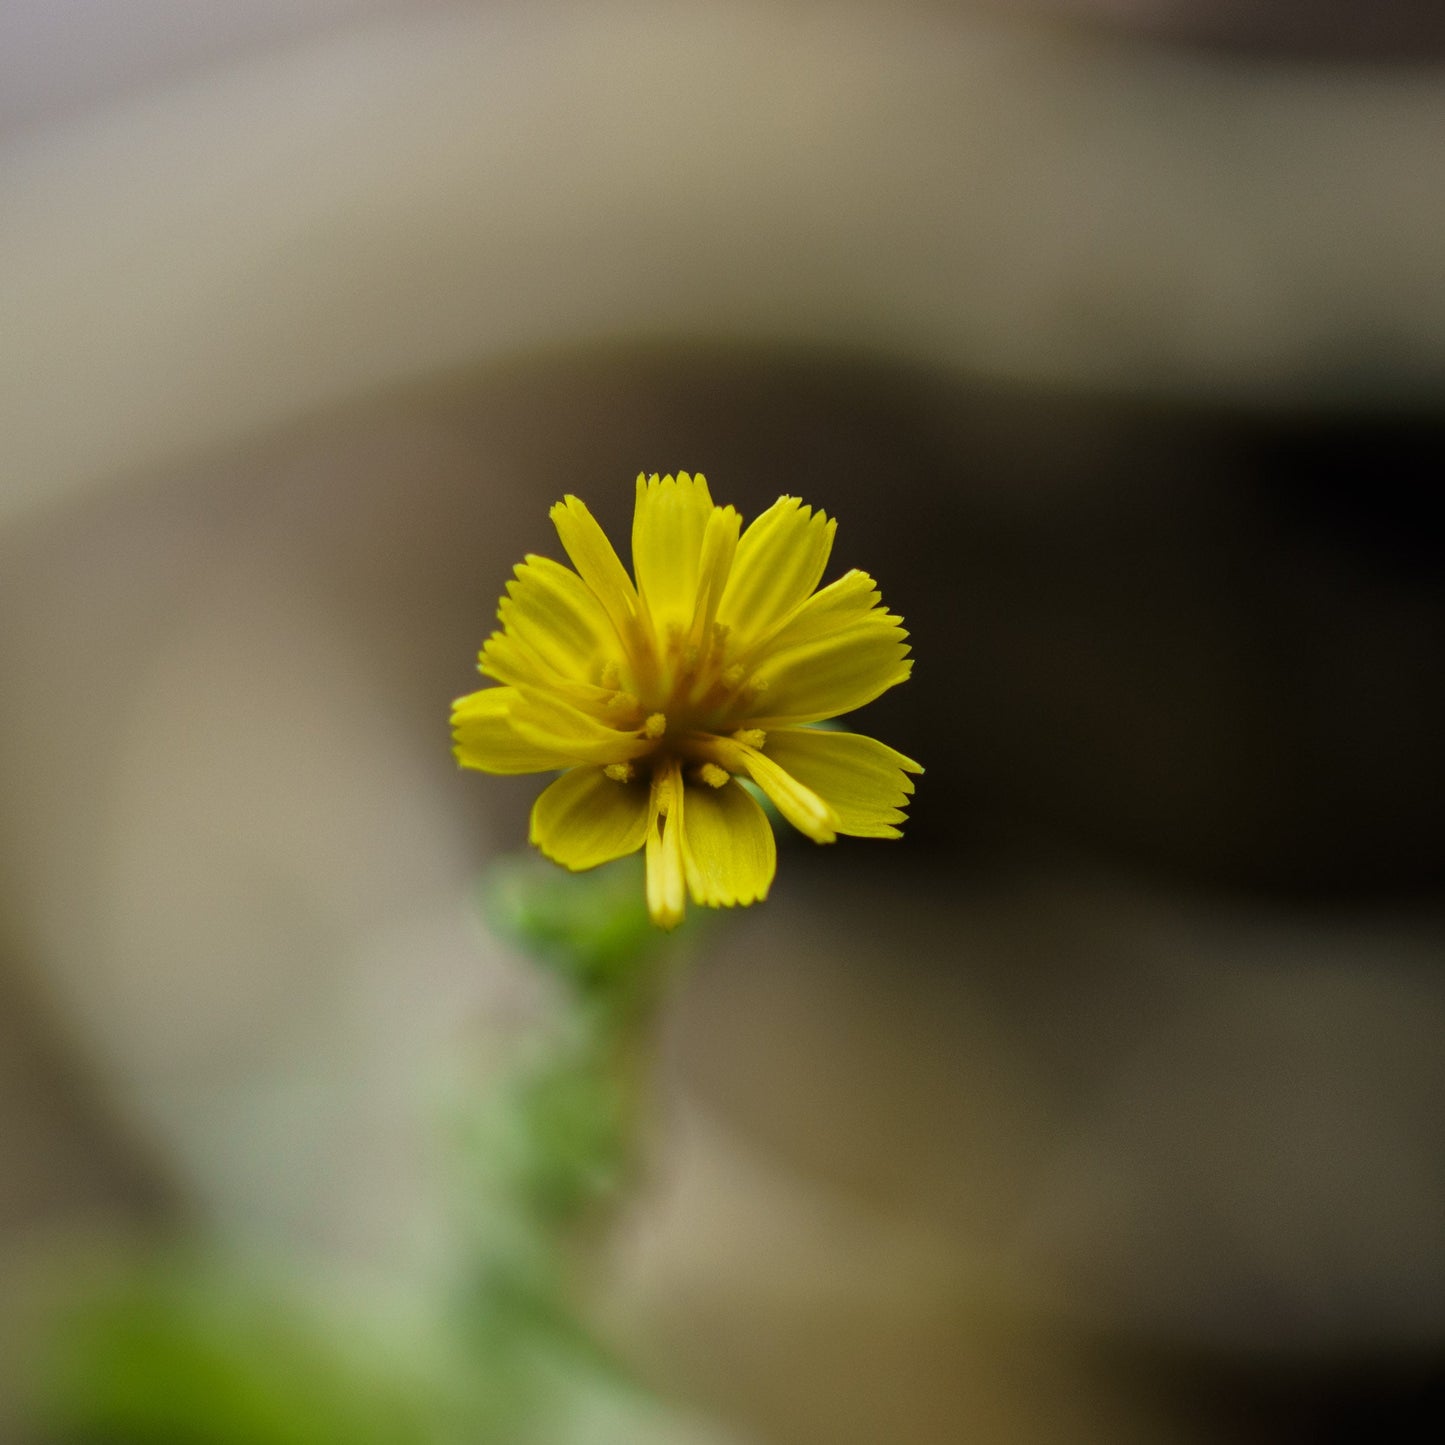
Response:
[452,473,921,929]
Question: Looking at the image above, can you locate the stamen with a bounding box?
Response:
[645,712,667,739]
[604,762,635,783]
[599,659,622,690]
[697,763,730,789]
[732,729,766,750]
[722,663,747,691]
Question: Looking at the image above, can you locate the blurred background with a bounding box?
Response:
[3,2,1444,1441]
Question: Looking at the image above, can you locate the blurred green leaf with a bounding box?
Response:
[36,1257,491,1445]
[30,856,714,1445]
[480,855,677,1001]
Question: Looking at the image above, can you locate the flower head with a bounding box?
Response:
[452,473,920,929]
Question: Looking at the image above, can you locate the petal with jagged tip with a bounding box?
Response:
[744,612,911,726]
[699,740,840,844]
[508,689,653,766]
[550,495,638,638]
[451,688,572,774]
[479,632,622,715]
[762,728,923,838]
[493,554,622,682]
[754,569,884,657]
[631,472,715,631]
[717,496,836,646]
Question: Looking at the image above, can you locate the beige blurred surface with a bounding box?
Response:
[597,868,1445,1443]
[5,1,1445,527]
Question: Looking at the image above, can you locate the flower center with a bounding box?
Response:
[602,616,767,745]
[591,618,775,789]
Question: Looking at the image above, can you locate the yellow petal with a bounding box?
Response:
[479,628,551,690]
[762,728,922,838]
[698,738,839,844]
[550,495,639,639]
[631,472,715,631]
[689,503,741,645]
[451,688,571,774]
[529,767,650,871]
[746,611,912,726]
[480,614,621,715]
[508,688,653,765]
[716,496,836,646]
[645,761,687,930]
[478,628,612,707]
[490,554,621,685]
[681,778,776,906]
[758,569,883,656]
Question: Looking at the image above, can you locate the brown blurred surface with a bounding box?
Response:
[596,859,1445,1444]
[1007,1,1445,60]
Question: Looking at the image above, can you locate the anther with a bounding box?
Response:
[732,729,766,750]
[604,762,635,783]
[722,663,747,691]
[697,763,730,789]
[645,712,668,739]
[599,660,621,690]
